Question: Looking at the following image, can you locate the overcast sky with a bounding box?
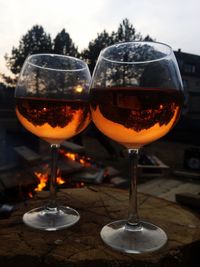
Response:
[0,0,199,75]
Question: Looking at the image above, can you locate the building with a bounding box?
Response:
[174,49,200,120]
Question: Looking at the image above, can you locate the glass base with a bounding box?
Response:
[23,206,80,231]
[100,220,167,254]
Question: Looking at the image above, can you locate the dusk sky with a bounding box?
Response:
[0,0,199,75]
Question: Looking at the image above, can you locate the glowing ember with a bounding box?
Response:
[65,152,76,161]
[34,171,48,192]
[56,169,65,185]
[33,149,90,192]
[28,192,34,198]
[34,167,65,192]
[59,149,91,167]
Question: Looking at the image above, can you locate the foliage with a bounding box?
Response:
[6,25,52,76]
[1,18,154,85]
[0,73,17,87]
[3,26,80,86]
[81,30,115,72]
[114,18,142,42]
[82,18,154,72]
[53,29,79,57]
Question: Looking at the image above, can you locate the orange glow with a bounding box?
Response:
[34,167,65,192]
[91,105,180,148]
[75,85,83,93]
[79,159,85,165]
[59,149,92,167]
[33,149,91,192]
[65,152,76,161]
[34,171,48,192]
[16,106,90,145]
[28,192,33,198]
[56,168,65,185]
[56,176,65,185]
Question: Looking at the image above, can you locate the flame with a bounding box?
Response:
[65,152,76,161]
[59,149,91,167]
[34,171,48,192]
[33,149,89,192]
[56,169,65,185]
[34,167,65,192]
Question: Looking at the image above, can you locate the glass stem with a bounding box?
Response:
[127,148,140,226]
[47,144,60,209]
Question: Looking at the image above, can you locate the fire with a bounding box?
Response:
[34,167,65,192]
[56,168,65,185]
[59,149,91,167]
[34,171,48,192]
[56,175,65,185]
[33,149,89,192]
[65,152,76,161]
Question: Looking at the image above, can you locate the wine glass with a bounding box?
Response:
[15,54,91,230]
[90,41,183,253]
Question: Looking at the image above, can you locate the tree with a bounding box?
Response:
[81,18,154,72]
[114,18,142,42]
[3,25,52,85]
[81,30,115,72]
[114,18,154,43]
[143,34,154,41]
[53,29,79,57]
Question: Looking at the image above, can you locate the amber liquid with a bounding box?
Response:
[16,97,91,144]
[90,87,183,148]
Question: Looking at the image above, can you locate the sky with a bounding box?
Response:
[0,0,199,76]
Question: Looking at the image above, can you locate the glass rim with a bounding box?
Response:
[25,53,88,72]
[100,41,173,64]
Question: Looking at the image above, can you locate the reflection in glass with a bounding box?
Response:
[15,54,91,231]
[90,42,184,253]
